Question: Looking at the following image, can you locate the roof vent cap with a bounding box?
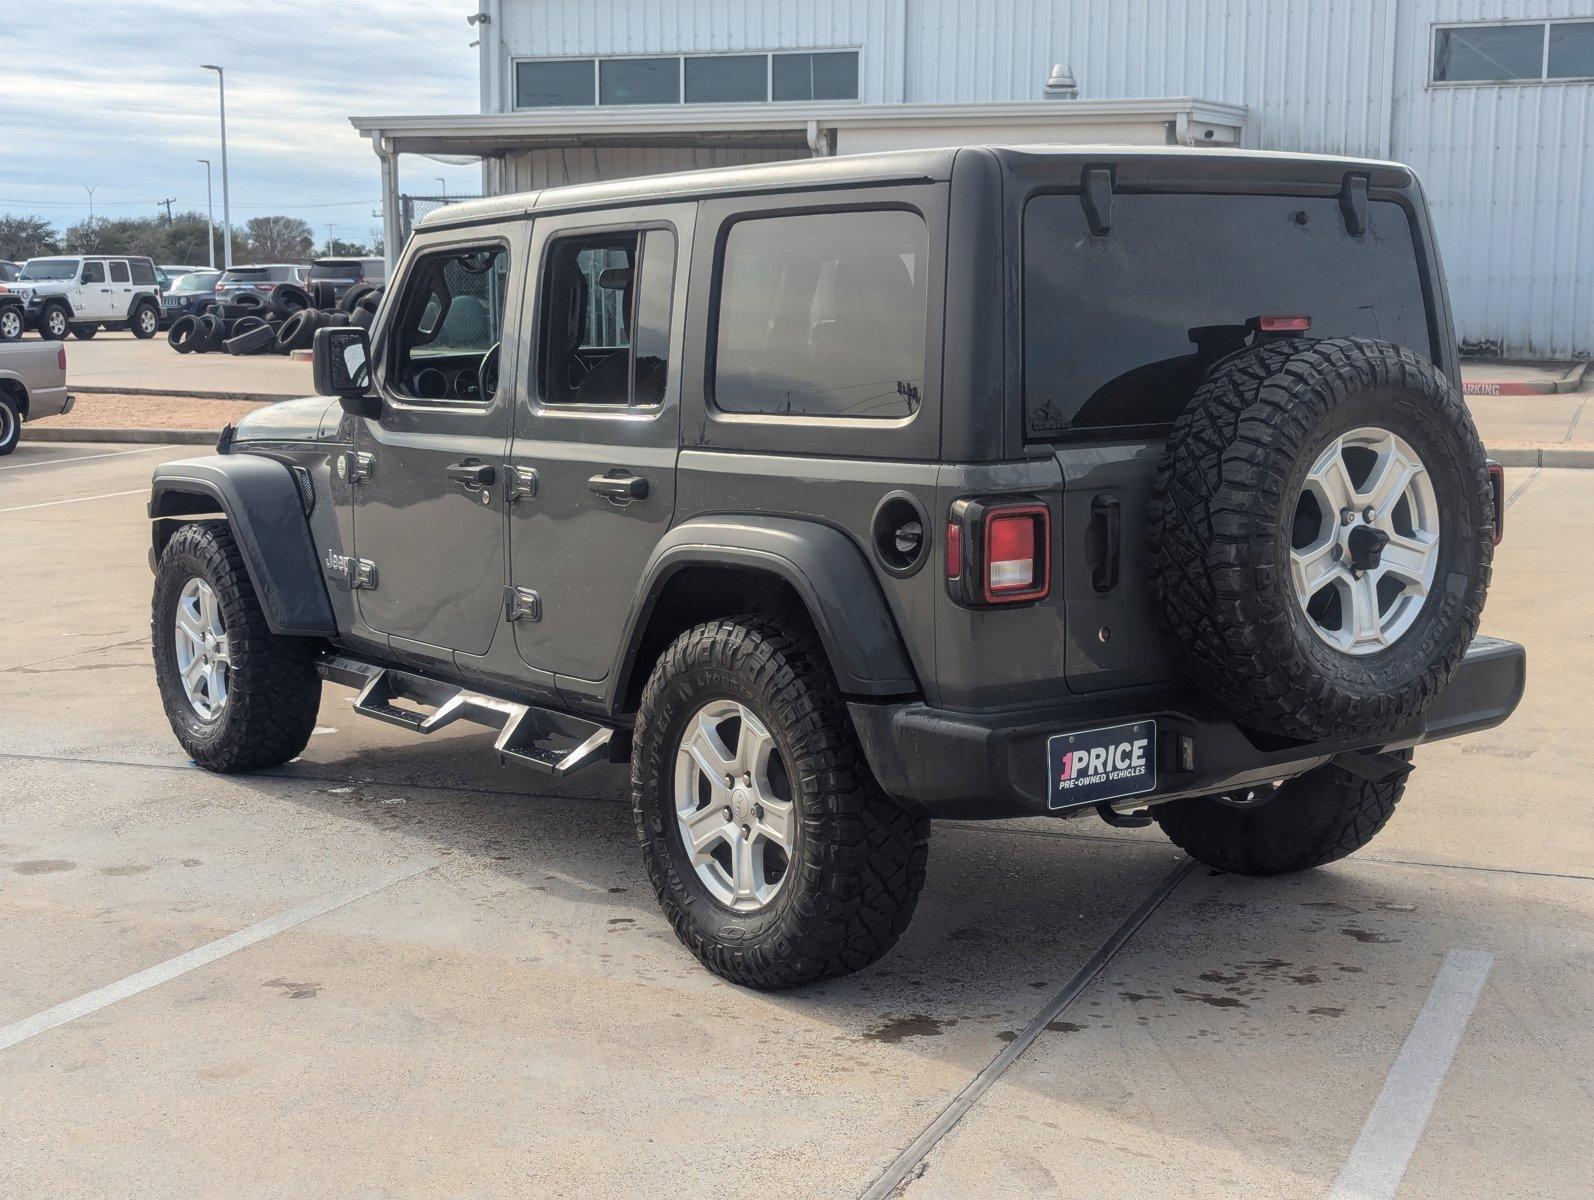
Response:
[1045,63,1079,100]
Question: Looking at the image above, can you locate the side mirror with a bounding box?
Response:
[313,326,381,419]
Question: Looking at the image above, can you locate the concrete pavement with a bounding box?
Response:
[58,328,310,398]
[0,444,1588,1198]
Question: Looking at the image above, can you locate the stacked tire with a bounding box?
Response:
[164,286,383,357]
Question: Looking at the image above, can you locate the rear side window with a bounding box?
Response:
[389,245,508,402]
[129,260,155,284]
[1022,192,1433,438]
[540,228,676,406]
[712,209,927,420]
[109,261,130,283]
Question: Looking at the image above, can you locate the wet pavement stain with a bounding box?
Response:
[1340,926,1397,944]
[1308,1006,1346,1017]
[1199,969,1246,984]
[1173,988,1247,1008]
[1119,991,1161,1003]
[99,865,150,876]
[13,860,75,874]
[864,1014,957,1044]
[262,978,321,1000]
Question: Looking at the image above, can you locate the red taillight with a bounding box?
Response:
[1487,460,1505,545]
[57,346,67,371]
[945,522,962,580]
[982,505,1050,604]
[1257,315,1312,332]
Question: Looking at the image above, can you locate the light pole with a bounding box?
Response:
[197,159,215,268]
[82,183,99,223]
[435,176,447,199]
[200,65,233,268]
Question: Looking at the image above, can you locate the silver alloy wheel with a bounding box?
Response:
[45,308,66,337]
[173,577,232,720]
[1291,426,1440,656]
[0,309,20,340]
[673,699,796,912]
[137,306,157,335]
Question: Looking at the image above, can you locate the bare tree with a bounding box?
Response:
[243,215,314,261]
[0,214,60,260]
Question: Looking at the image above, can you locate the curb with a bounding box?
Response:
[23,427,1594,468]
[1461,361,1588,397]
[70,385,301,403]
[26,427,218,445]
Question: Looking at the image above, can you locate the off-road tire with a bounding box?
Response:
[1150,337,1493,741]
[38,301,70,340]
[70,323,98,339]
[152,522,322,772]
[632,615,930,989]
[0,394,20,456]
[1153,758,1408,875]
[130,301,160,339]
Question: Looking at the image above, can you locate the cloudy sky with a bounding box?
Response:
[2,0,484,241]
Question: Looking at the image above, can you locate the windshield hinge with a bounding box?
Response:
[1080,165,1114,236]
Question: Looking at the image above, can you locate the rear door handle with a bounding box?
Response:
[447,459,496,489]
[588,472,648,502]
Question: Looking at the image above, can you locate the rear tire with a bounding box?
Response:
[130,302,160,338]
[152,522,322,772]
[632,614,929,989]
[70,323,98,339]
[0,395,20,456]
[1152,758,1408,876]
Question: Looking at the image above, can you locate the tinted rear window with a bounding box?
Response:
[1022,192,1433,438]
[309,260,363,280]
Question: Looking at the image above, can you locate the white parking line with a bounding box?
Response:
[1328,949,1495,1200]
[0,487,143,514]
[0,860,439,1053]
[0,445,168,472]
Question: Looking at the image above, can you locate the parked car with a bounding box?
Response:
[0,260,20,283]
[12,254,162,340]
[305,257,386,307]
[148,146,1523,989]
[213,264,308,305]
[158,268,221,328]
[0,337,71,455]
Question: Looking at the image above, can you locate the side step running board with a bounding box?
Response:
[320,655,615,778]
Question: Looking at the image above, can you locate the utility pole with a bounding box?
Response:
[157,197,177,224]
[327,222,336,256]
[197,159,215,268]
[82,183,99,223]
[200,65,233,268]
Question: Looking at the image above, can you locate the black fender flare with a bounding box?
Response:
[149,454,337,637]
[37,295,74,319]
[611,516,919,705]
[123,292,159,321]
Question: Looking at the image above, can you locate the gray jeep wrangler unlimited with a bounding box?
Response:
[149,147,1525,988]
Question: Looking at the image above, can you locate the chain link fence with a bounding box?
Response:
[398,194,483,244]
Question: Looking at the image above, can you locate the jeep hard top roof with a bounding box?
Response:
[416,144,1413,232]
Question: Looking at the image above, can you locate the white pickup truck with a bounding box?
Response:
[0,339,71,455]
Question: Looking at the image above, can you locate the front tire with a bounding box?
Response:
[0,394,20,456]
[152,522,322,772]
[38,302,69,340]
[632,615,930,989]
[1152,758,1408,876]
[131,302,160,339]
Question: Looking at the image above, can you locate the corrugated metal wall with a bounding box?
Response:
[490,0,1593,357]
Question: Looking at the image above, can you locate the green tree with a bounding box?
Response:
[0,213,61,260]
[243,215,314,262]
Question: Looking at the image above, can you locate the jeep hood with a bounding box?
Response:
[234,396,343,443]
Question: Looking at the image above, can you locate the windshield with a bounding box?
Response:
[19,259,79,281]
[1022,192,1434,438]
[309,261,362,280]
[171,271,220,294]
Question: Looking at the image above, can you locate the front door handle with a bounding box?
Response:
[447,460,496,489]
[588,471,648,502]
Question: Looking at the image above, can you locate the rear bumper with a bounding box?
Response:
[849,636,1526,820]
[24,385,71,421]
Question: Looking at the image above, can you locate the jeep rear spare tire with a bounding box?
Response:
[1150,337,1493,742]
[632,615,930,989]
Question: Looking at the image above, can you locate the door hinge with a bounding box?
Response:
[337,451,375,484]
[504,586,541,622]
[506,465,539,503]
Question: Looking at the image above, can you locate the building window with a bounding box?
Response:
[685,54,767,103]
[1433,20,1594,84]
[771,51,859,101]
[712,209,927,420]
[516,59,596,107]
[514,50,859,108]
[599,56,680,105]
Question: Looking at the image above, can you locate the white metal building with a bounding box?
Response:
[353,1,1594,358]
